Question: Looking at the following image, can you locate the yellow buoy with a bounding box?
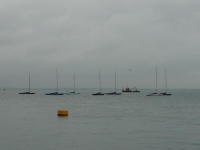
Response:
[57,110,68,116]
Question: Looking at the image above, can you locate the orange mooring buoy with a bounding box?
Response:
[57,110,68,116]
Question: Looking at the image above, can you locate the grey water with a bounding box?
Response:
[0,89,200,150]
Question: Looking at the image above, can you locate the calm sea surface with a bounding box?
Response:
[0,89,200,150]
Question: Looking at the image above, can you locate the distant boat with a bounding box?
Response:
[107,71,121,95]
[146,92,163,96]
[45,92,64,95]
[159,69,171,96]
[45,69,64,95]
[146,67,163,96]
[92,69,104,95]
[66,72,80,95]
[122,85,140,92]
[66,92,80,95]
[19,73,35,94]
[92,92,104,96]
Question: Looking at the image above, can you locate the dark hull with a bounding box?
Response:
[65,92,80,95]
[160,92,171,96]
[106,92,121,95]
[92,92,104,96]
[19,92,35,94]
[146,93,163,96]
[122,91,140,92]
[45,92,64,95]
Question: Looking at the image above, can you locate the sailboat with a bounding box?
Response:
[45,69,64,95]
[92,69,104,95]
[66,72,80,95]
[106,71,121,95]
[19,73,35,94]
[146,67,162,96]
[159,69,171,96]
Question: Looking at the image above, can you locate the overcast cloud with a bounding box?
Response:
[0,0,200,89]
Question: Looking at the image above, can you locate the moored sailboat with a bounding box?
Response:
[19,73,35,94]
[106,71,121,95]
[45,69,64,95]
[159,69,171,96]
[146,67,162,96]
[66,72,80,95]
[92,69,104,95]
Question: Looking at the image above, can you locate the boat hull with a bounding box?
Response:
[65,92,80,95]
[92,92,104,96]
[122,91,140,92]
[160,92,171,96]
[146,93,163,96]
[19,92,35,94]
[45,92,64,95]
[106,92,121,95]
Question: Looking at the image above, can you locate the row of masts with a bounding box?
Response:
[92,69,121,95]
[19,69,78,95]
[18,69,121,95]
[18,68,171,96]
[146,67,171,96]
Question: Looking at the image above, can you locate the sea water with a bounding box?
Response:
[0,89,200,150]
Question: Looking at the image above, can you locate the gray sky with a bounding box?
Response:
[0,0,200,89]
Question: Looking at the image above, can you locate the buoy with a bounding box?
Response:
[57,110,68,116]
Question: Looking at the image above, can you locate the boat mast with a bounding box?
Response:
[56,69,58,93]
[115,70,116,93]
[156,67,157,93]
[165,69,167,93]
[74,72,75,93]
[99,69,101,93]
[29,72,30,93]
